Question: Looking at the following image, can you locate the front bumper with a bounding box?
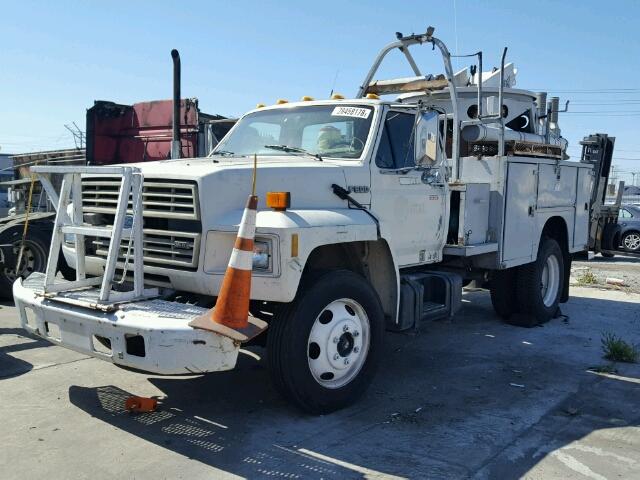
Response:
[13,274,240,374]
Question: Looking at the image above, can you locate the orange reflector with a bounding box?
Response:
[331,93,345,99]
[301,95,314,101]
[266,191,291,211]
[366,93,380,99]
[291,233,299,257]
[276,99,289,104]
[256,103,266,108]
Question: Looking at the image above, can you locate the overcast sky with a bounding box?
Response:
[2,0,640,183]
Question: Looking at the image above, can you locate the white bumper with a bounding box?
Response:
[13,276,240,375]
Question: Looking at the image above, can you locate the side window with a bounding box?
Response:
[375,112,415,169]
[620,209,632,219]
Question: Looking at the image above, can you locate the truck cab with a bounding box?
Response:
[14,28,595,413]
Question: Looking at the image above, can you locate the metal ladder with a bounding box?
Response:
[31,165,148,304]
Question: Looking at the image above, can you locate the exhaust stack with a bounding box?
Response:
[171,49,181,159]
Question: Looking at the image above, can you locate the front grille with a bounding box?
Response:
[80,177,201,270]
[82,177,199,220]
[90,229,200,269]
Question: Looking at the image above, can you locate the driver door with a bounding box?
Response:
[370,108,447,266]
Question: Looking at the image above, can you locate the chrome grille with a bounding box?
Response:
[90,229,200,269]
[82,177,198,220]
[80,177,200,270]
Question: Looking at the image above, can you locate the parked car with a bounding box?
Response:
[619,204,640,252]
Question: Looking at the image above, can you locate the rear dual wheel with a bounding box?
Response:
[489,237,565,327]
[267,270,384,414]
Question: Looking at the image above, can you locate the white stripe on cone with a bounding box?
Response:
[228,248,253,271]
[238,208,256,240]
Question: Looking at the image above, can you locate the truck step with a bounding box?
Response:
[390,271,463,331]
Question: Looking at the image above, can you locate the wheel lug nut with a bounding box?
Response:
[333,354,339,360]
[333,337,339,343]
[344,358,350,365]
[353,330,359,337]
[343,325,349,332]
[353,346,359,353]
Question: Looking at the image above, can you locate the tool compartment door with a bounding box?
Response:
[574,168,592,250]
[537,164,577,208]
[502,162,537,262]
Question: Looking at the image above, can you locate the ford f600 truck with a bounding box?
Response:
[14,28,601,413]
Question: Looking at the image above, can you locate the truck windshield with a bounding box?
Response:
[213,104,374,159]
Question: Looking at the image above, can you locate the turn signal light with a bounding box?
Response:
[266,191,291,211]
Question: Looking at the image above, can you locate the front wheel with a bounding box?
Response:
[267,270,384,414]
[513,237,564,327]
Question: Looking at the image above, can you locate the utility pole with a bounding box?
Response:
[631,171,639,187]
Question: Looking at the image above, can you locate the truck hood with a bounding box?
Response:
[127,156,352,226]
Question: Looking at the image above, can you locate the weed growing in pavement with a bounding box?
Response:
[576,269,598,285]
[601,332,639,363]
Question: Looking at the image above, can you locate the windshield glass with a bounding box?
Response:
[213,104,375,159]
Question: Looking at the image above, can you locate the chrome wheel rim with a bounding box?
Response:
[3,240,45,282]
[307,298,370,389]
[541,254,560,308]
[623,233,640,251]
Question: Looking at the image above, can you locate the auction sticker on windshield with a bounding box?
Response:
[331,106,371,119]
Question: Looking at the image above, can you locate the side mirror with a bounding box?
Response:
[414,111,440,166]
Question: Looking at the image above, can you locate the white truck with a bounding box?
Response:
[14,28,599,413]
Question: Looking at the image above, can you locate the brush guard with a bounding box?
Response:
[13,165,249,374]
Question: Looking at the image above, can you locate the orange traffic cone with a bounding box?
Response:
[189,155,267,342]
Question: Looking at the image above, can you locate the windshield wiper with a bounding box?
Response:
[209,150,237,157]
[264,144,323,162]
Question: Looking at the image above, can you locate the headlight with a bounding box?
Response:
[64,203,75,244]
[252,240,271,270]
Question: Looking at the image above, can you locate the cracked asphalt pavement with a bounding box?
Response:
[1,282,639,479]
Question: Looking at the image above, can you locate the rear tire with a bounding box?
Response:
[489,268,519,320]
[267,270,384,414]
[512,237,564,327]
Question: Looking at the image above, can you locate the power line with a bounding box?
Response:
[568,101,640,105]
[537,88,640,93]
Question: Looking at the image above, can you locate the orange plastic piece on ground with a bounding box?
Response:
[125,396,158,412]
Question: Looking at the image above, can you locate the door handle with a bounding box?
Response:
[528,206,535,216]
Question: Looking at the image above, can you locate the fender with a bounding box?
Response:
[202,208,388,303]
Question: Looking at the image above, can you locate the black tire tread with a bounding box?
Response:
[513,237,564,327]
[267,269,383,414]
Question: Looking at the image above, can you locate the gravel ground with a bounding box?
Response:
[572,254,640,294]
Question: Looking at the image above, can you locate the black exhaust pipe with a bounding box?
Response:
[171,49,181,159]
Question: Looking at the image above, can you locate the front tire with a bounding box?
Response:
[267,270,384,414]
[513,237,564,327]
